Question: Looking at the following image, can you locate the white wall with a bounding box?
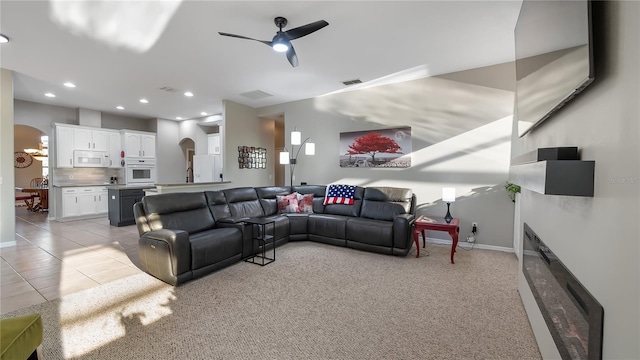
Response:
[224,100,275,188]
[1,69,15,246]
[512,1,639,358]
[101,112,154,132]
[259,63,518,247]
[178,119,208,156]
[14,99,76,137]
[155,118,186,184]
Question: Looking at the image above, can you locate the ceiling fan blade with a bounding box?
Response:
[218,32,271,46]
[286,44,299,67]
[284,20,329,40]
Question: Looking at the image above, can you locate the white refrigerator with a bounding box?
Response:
[193,154,223,183]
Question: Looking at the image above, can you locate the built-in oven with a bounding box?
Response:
[125,159,157,186]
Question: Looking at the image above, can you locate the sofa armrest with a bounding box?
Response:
[133,202,151,237]
[393,214,415,250]
[139,229,191,278]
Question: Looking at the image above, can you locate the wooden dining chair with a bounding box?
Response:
[30,177,45,188]
[27,177,45,211]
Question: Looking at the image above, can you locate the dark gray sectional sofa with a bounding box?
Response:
[133,185,415,285]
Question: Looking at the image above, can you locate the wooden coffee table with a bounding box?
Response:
[413,215,460,263]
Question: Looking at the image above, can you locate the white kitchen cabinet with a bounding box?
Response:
[62,189,80,218]
[56,125,75,168]
[141,134,155,158]
[56,124,121,168]
[123,132,156,158]
[95,188,108,214]
[108,132,122,168]
[78,191,97,216]
[60,187,109,219]
[73,128,109,151]
[207,134,221,155]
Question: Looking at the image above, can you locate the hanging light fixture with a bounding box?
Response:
[24,143,48,161]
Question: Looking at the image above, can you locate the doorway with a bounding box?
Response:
[274,115,285,186]
[14,125,47,208]
[180,138,195,183]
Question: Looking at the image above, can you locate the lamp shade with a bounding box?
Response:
[291,131,301,145]
[442,187,456,202]
[279,151,290,164]
[305,142,315,155]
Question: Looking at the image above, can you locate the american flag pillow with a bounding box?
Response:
[324,184,356,205]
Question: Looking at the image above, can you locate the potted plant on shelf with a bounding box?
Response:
[505,182,521,202]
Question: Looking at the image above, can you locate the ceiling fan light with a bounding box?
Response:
[272,42,289,52]
[271,35,289,52]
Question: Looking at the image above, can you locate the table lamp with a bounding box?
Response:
[442,187,456,223]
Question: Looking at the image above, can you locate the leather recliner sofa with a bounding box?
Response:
[134,185,415,285]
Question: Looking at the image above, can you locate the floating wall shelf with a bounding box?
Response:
[510,147,595,197]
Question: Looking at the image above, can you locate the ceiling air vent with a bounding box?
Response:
[159,86,178,93]
[239,90,273,100]
[342,79,362,86]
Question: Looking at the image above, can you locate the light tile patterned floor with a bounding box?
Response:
[0,208,144,314]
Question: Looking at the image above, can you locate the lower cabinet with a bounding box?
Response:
[61,187,109,219]
[108,188,145,226]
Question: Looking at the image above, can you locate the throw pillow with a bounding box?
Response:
[298,193,314,214]
[276,195,288,213]
[277,193,314,213]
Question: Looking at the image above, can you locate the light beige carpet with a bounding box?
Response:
[2,242,541,359]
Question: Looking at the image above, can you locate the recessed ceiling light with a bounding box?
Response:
[184,92,193,97]
[139,99,148,103]
[116,106,124,110]
[45,93,56,98]
[0,34,9,44]
[63,82,76,88]
[201,112,208,116]
[176,117,183,120]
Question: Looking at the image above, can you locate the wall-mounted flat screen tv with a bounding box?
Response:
[515,0,594,137]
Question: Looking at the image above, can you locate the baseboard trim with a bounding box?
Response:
[0,241,17,248]
[424,237,514,253]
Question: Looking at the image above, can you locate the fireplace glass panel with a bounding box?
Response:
[522,223,603,360]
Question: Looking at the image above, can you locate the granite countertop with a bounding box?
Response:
[53,184,155,190]
[52,183,112,188]
[154,181,231,186]
[107,185,156,190]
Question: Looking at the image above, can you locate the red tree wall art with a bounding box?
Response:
[339,127,411,168]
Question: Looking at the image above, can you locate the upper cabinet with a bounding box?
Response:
[108,132,122,168]
[122,131,156,158]
[54,123,154,168]
[73,128,109,151]
[208,134,221,155]
[56,125,75,168]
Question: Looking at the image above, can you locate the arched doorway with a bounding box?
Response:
[14,125,48,210]
[180,138,195,182]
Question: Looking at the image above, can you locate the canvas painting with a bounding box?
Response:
[339,127,411,168]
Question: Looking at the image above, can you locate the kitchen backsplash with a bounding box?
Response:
[53,168,125,186]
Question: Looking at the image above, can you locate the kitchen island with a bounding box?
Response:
[107,185,156,227]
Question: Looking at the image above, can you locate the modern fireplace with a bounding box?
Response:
[522,223,604,360]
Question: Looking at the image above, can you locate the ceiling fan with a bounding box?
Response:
[218,17,329,67]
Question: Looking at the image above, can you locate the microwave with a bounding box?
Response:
[73,150,109,168]
[126,159,157,186]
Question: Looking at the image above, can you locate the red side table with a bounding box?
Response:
[413,215,460,264]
